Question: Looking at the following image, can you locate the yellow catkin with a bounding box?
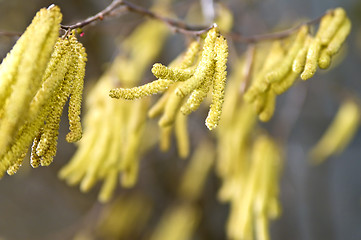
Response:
[216,61,257,191]
[151,63,194,81]
[180,68,214,115]
[98,169,118,203]
[319,8,346,46]
[325,18,351,56]
[150,205,200,240]
[318,17,351,69]
[300,37,322,80]
[266,25,308,83]
[6,152,27,175]
[159,90,185,127]
[259,89,276,122]
[121,20,169,83]
[80,108,113,192]
[31,35,85,167]
[112,21,168,87]
[111,35,215,133]
[318,49,332,69]
[76,84,116,190]
[175,27,218,97]
[315,12,332,40]
[206,36,228,130]
[0,102,51,177]
[58,111,102,185]
[120,99,148,187]
[243,87,258,104]
[110,79,175,100]
[28,39,72,166]
[36,45,76,158]
[40,137,57,166]
[121,160,139,188]
[36,78,71,162]
[174,113,190,159]
[227,134,282,240]
[94,194,152,239]
[97,99,123,201]
[310,100,360,164]
[36,34,86,165]
[0,34,82,175]
[178,141,215,200]
[28,38,72,121]
[244,41,285,102]
[60,19,168,200]
[66,37,87,143]
[292,35,312,74]
[0,6,62,154]
[215,4,234,33]
[256,215,270,240]
[30,133,41,168]
[0,26,30,112]
[253,93,267,114]
[160,126,172,152]
[177,41,201,69]
[271,70,299,95]
[148,90,172,118]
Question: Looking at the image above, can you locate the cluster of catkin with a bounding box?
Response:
[59,20,169,202]
[75,141,215,240]
[227,134,282,240]
[59,75,149,202]
[0,6,86,177]
[245,8,351,121]
[149,141,215,240]
[216,59,282,240]
[110,26,229,131]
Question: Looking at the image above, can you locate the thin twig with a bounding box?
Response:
[240,44,256,94]
[0,31,21,38]
[230,11,330,43]
[2,2,331,42]
[61,0,124,30]
[60,0,211,36]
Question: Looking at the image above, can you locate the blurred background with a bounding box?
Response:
[0,0,361,239]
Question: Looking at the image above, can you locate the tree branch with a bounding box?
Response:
[0,31,21,38]
[60,0,211,36]
[1,2,331,42]
[60,0,124,30]
[230,11,330,43]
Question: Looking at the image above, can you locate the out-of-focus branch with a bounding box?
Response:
[240,44,256,94]
[1,2,330,42]
[0,31,21,38]
[60,0,212,36]
[230,11,329,43]
[60,0,124,30]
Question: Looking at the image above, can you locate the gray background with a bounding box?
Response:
[0,0,361,239]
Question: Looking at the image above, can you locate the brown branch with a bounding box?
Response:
[60,0,211,36]
[240,44,256,94]
[0,31,21,38]
[2,2,331,42]
[229,11,330,43]
[60,0,124,30]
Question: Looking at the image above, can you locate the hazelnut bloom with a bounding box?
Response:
[110,26,229,131]
[0,6,87,177]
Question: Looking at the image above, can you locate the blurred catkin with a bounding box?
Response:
[59,19,169,202]
[310,100,360,164]
[244,7,351,122]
